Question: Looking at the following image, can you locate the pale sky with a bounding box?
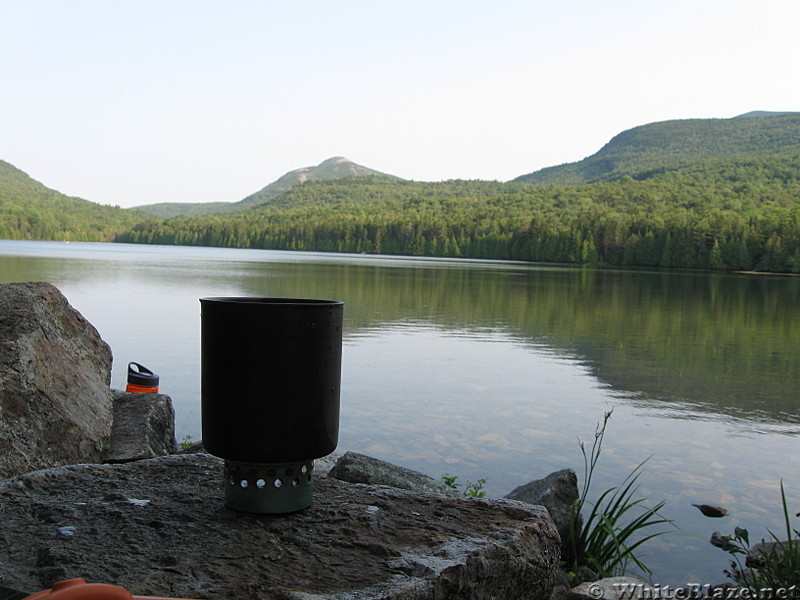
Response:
[1,1,798,208]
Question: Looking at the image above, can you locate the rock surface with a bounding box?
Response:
[0,454,561,600]
[329,451,460,497]
[567,577,653,599]
[505,468,581,564]
[0,282,114,478]
[103,390,177,463]
[747,539,795,567]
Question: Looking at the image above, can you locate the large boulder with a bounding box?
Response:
[505,469,581,565]
[329,451,460,496]
[0,454,561,599]
[0,282,114,478]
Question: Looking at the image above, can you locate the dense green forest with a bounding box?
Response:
[0,160,150,241]
[118,150,800,272]
[3,114,800,273]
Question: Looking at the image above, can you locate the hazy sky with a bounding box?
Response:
[2,1,798,208]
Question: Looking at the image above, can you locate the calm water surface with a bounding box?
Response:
[1,240,798,586]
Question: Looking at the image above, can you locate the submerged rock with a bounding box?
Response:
[692,503,729,518]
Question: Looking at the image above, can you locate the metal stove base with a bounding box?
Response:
[224,459,314,514]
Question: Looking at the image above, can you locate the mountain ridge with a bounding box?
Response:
[512,112,800,185]
[734,110,799,119]
[133,157,399,218]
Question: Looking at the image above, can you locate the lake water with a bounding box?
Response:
[1,239,798,586]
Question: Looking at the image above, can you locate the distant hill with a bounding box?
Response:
[236,156,400,209]
[126,201,235,218]
[512,112,800,184]
[133,157,399,217]
[0,160,149,241]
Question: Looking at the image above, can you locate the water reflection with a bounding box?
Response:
[1,241,798,429]
[226,253,800,425]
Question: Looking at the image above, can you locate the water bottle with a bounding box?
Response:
[125,362,159,393]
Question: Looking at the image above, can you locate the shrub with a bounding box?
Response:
[717,481,800,595]
[441,474,488,498]
[568,410,674,578]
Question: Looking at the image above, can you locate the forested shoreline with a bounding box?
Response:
[4,115,800,273]
[117,152,800,273]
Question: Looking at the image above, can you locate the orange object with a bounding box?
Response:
[124,382,160,394]
[125,362,159,394]
[23,578,202,600]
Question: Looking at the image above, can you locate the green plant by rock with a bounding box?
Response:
[441,474,488,498]
[567,409,674,578]
[716,481,799,596]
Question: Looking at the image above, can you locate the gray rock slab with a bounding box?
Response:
[103,390,178,463]
[328,451,459,497]
[0,454,560,600]
[312,451,343,476]
[0,282,113,478]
